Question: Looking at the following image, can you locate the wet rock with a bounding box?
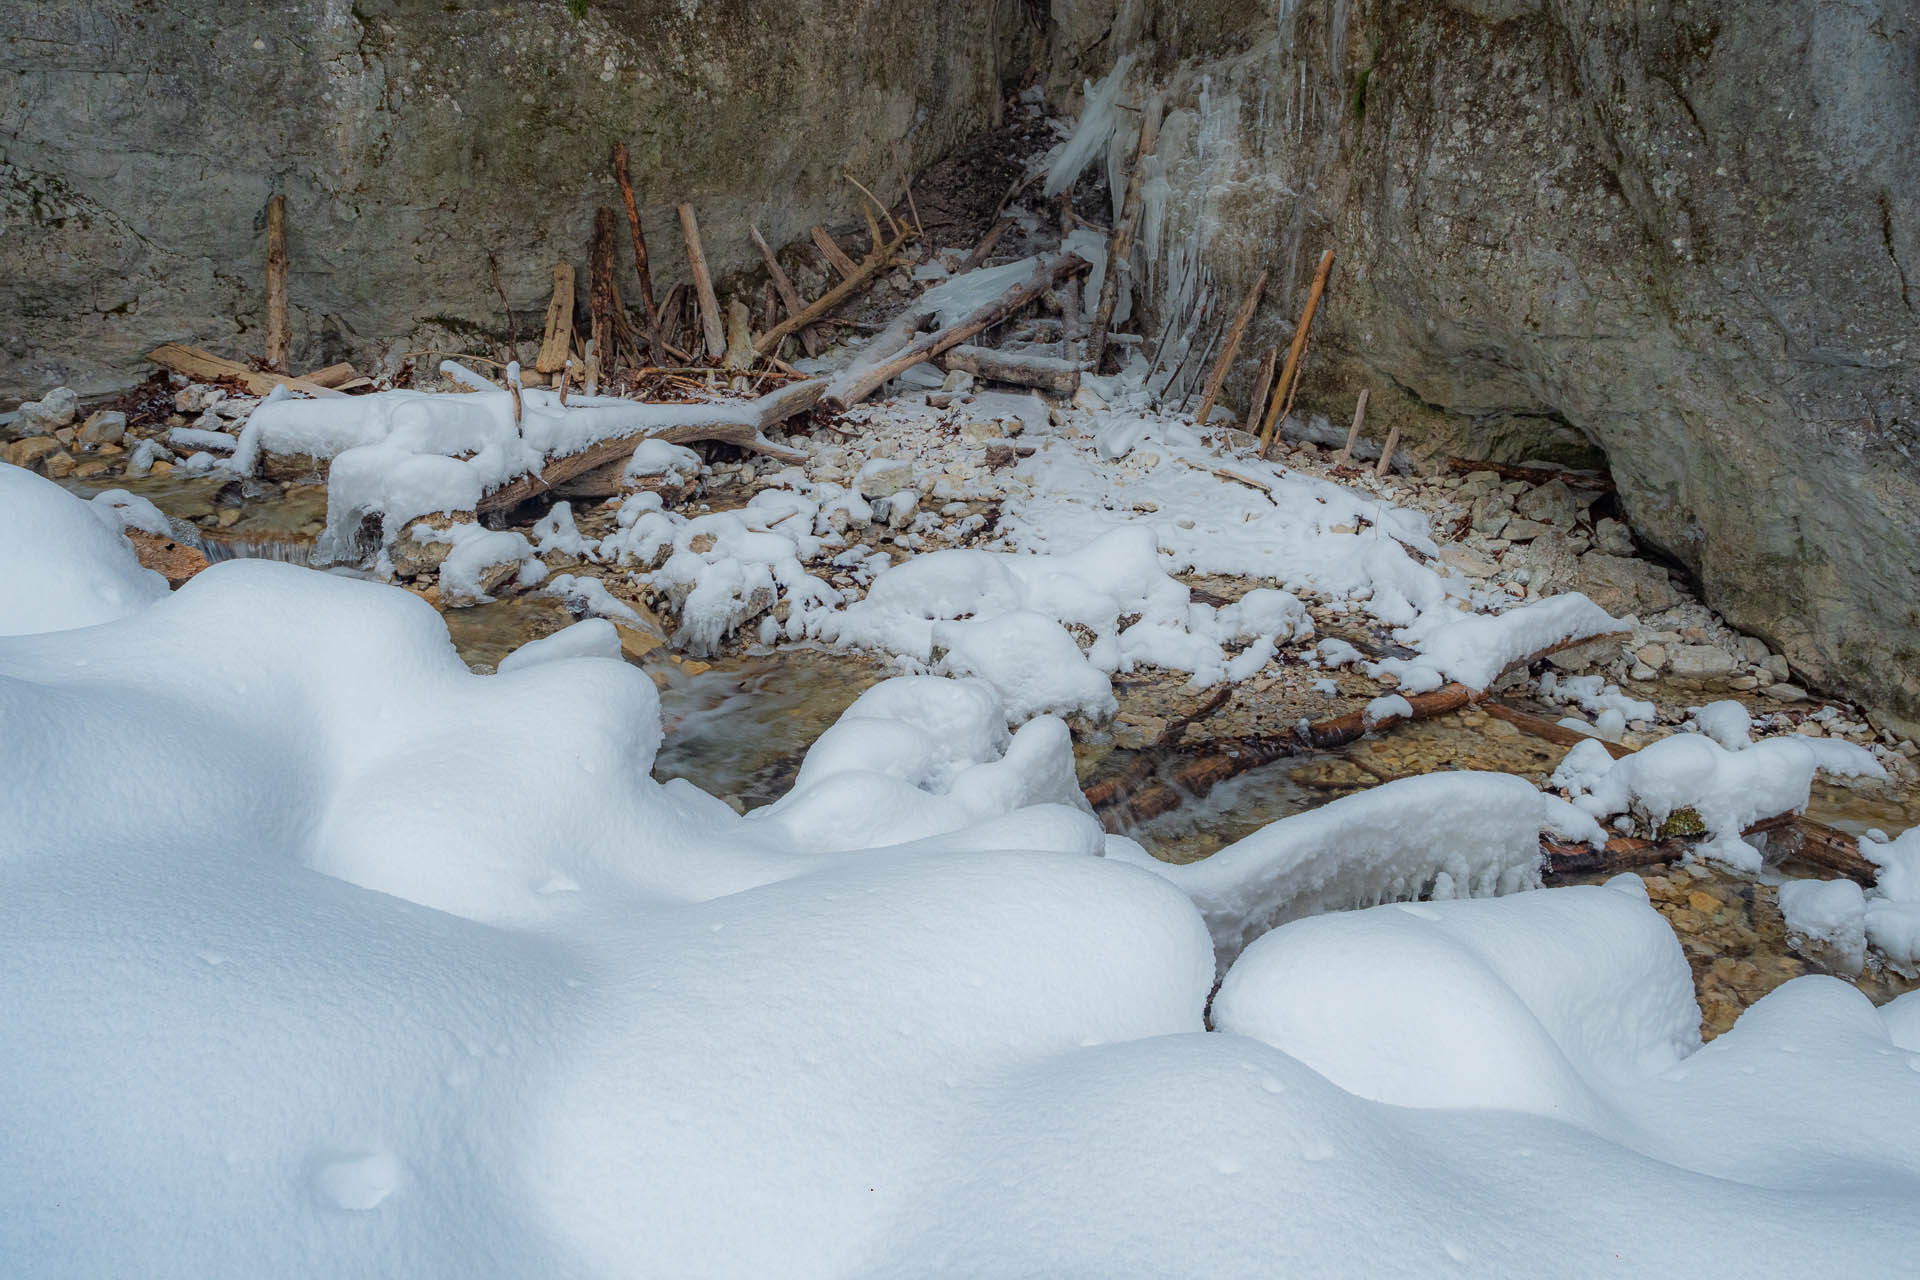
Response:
[78,409,127,445]
[10,387,79,436]
[42,449,77,478]
[3,436,65,471]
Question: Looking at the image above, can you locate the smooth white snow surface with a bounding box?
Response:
[8,464,1920,1276]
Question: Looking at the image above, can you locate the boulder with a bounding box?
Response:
[10,387,79,436]
[78,410,127,445]
[1668,644,1738,681]
[1572,553,1680,617]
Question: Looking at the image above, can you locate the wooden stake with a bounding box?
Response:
[506,362,524,426]
[264,194,289,373]
[1336,387,1369,463]
[611,142,663,360]
[749,224,822,358]
[589,207,621,376]
[1193,269,1267,426]
[811,226,860,281]
[723,299,755,372]
[534,264,576,374]
[1089,91,1165,372]
[1258,247,1335,458]
[1243,344,1278,431]
[1060,268,1081,365]
[677,203,726,359]
[1375,423,1401,478]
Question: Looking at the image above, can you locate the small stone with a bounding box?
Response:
[1795,721,1825,737]
[1438,545,1499,578]
[73,459,112,478]
[1629,662,1658,681]
[215,507,241,527]
[1767,654,1790,681]
[1728,675,1760,690]
[1667,644,1737,680]
[1501,518,1551,542]
[1636,643,1668,669]
[1071,385,1107,412]
[42,449,77,478]
[1514,479,1577,527]
[3,436,65,470]
[10,386,80,436]
[79,410,128,445]
[1668,907,1710,933]
[1687,890,1723,913]
[1593,517,1634,557]
[959,419,1004,444]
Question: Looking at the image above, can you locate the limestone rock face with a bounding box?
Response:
[0,0,1007,396]
[1054,0,1919,728]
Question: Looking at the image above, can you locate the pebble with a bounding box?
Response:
[1765,683,1807,702]
[1636,643,1667,669]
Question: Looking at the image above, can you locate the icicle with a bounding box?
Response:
[1044,54,1134,198]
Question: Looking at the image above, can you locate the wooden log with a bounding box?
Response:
[962,217,1011,271]
[1481,702,1634,758]
[677,203,726,359]
[1542,816,1876,886]
[589,208,622,379]
[1374,423,1401,478]
[1088,91,1164,371]
[753,223,918,356]
[534,264,577,373]
[475,378,824,514]
[301,362,360,389]
[146,343,341,397]
[1243,345,1278,430]
[1336,387,1368,463]
[749,224,822,358]
[723,299,755,372]
[823,251,1089,411]
[264,194,290,373]
[1445,456,1616,492]
[811,226,860,281]
[1059,266,1081,364]
[611,143,663,360]
[942,344,1081,395]
[1193,269,1267,427]
[1259,247,1336,458]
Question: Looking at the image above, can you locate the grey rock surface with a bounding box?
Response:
[1,0,1007,396]
[1053,0,1919,728]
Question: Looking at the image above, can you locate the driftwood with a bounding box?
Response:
[723,299,755,373]
[1446,456,1616,492]
[962,217,1012,271]
[749,224,822,357]
[1193,269,1266,427]
[1259,248,1335,458]
[812,226,860,280]
[264,195,289,373]
[147,343,343,397]
[1089,91,1164,371]
[301,362,361,389]
[753,222,916,356]
[1481,702,1635,758]
[941,344,1081,395]
[1375,424,1401,478]
[1244,345,1278,430]
[1084,629,1626,821]
[1335,388,1368,464]
[589,209,622,377]
[1542,816,1876,886]
[823,251,1089,411]
[535,264,576,374]
[474,378,822,514]
[678,203,726,359]
[611,143,663,360]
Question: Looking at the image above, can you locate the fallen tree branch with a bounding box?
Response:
[1446,456,1615,492]
[941,344,1081,395]
[147,344,344,397]
[474,379,821,514]
[1541,815,1875,886]
[753,223,917,356]
[823,251,1089,411]
[749,224,822,358]
[1258,247,1335,458]
[612,143,664,360]
[678,203,726,359]
[1192,269,1267,427]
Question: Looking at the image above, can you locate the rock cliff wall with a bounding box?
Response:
[1,0,1018,393]
[1048,0,1919,729]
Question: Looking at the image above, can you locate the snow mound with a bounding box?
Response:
[0,462,168,635]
